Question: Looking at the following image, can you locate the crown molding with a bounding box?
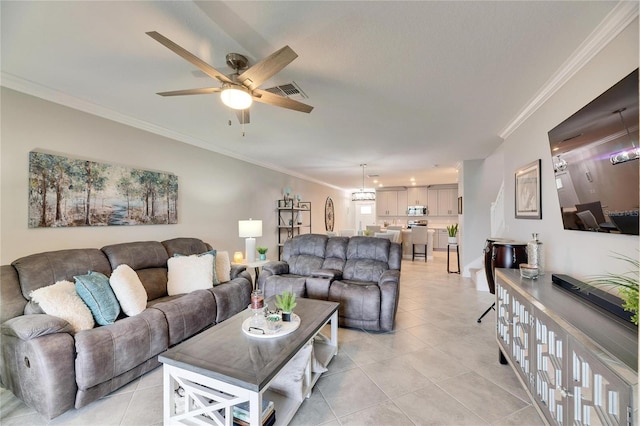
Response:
[0,72,344,191]
[499,1,639,140]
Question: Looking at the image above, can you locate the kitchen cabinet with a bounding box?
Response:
[437,188,457,216]
[376,190,407,216]
[407,187,429,206]
[434,229,449,250]
[396,190,408,216]
[496,269,637,426]
[426,186,458,217]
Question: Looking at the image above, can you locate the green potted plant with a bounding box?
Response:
[256,246,268,261]
[587,252,638,325]
[275,291,297,322]
[446,224,459,244]
[265,312,282,332]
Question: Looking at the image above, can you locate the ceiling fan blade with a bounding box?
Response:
[237,46,297,91]
[157,87,221,96]
[235,109,250,124]
[253,89,313,113]
[146,31,232,84]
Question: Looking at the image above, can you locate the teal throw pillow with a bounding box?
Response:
[174,249,220,285]
[75,271,121,326]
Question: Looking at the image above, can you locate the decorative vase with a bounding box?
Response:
[282,312,292,322]
[259,253,266,261]
[266,314,282,332]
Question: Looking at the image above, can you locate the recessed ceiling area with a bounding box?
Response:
[0,1,618,190]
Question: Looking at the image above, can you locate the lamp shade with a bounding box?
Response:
[221,84,253,110]
[238,219,262,238]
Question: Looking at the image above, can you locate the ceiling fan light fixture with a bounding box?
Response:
[220,84,253,110]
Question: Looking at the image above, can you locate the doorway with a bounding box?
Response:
[354,201,376,232]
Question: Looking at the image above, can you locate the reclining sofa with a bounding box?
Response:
[257,234,401,332]
[0,237,252,419]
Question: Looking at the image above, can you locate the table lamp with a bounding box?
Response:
[238,219,262,263]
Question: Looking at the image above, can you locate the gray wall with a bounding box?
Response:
[1,88,349,263]
[462,18,639,280]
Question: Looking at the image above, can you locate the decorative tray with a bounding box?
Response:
[241,313,301,339]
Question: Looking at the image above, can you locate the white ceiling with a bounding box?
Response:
[0,1,619,190]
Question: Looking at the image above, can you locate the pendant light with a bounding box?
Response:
[351,164,376,201]
[610,108,639,165]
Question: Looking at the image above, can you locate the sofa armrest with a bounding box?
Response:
[378,270,401,331]
[2,314,73,341]
[230,264,247,279]
[1,316,77,418]
[379,269,400,287]
[262,261,289,275]
[310,269,343,280]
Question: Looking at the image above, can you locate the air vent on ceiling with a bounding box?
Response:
[264,81,308,100]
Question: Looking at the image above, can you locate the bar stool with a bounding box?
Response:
[411,226,428,262]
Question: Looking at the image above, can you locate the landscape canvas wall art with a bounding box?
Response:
[29,151,178,228]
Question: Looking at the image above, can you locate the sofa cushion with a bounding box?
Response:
[150,290,216,345]
[102,241,171,301]
[174,249,220,285]
[162,237,210,258]
[262,276,307,299]
[329,280,381,322]
[289,234,328,257]
[74,308,169,390]
[287,255,325,277]
[1,265,27,324]
[167,254,214,296]
[109,265,147,317]
[322,237,349,271]
[346,236,391,263]
[136,268,168,301]
[101,241,169,271]
[343,258,389,283]
[29,280,94,332]
[12,249,112,300]
[215,251,231,283]
[75,272,121,326]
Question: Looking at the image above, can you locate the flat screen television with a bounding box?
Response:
[547,68,639,235]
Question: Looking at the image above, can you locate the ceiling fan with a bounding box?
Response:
[147,31,313,124]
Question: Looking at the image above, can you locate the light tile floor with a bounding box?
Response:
[0,252,544,425]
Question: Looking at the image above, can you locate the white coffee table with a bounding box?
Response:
[159,297,339,425]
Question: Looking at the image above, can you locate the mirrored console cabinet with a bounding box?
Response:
[495,269,637,425]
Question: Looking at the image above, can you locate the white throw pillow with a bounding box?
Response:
[30,280,95,332]
[167,254,214,296]
[109,264,148,316]
[215,251,231,283]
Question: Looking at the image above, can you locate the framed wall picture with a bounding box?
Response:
[515,159,541,219]
[29,151,178,228]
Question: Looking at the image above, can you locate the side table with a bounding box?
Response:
[447,244,460,274]
[232,259,270,289]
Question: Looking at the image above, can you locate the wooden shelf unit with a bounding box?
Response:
[277,200,311,260]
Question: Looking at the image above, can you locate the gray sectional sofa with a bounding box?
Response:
[257,234,402,332]
[0,237,252,419]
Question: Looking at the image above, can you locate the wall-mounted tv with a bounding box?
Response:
[547,69,639,235]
